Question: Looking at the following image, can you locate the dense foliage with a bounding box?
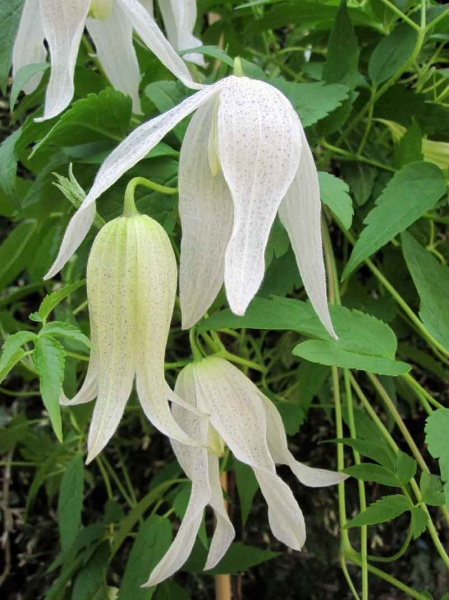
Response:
[0,0,449,598]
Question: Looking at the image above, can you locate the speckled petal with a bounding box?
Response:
[261,393,348,487]
[179,96,233,329]
[37,0,91,120]
[278,127,336,338]
[116,0,202,89]
[44,82,223,279]
[12,0,47,94]
[86,2,142,114]
[217,76,302,316]
[158,0,205,66]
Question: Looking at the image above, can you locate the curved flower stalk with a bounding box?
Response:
[146,0,205,66]
[12,0,201,120]
[61,199,199,463]
[45,75,337,338]
[144,356,347,587]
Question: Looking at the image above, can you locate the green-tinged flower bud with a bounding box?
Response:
[62,208,199,463]
[88,0,113,20]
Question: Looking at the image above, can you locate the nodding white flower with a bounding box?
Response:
[145,0,205,66]
[61,207,199,463]
[45,75,336,337]
[144,356,346,587]
[12,0,201,121]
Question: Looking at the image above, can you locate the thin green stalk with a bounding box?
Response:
[402,373,442,411]
[123,177,178,216]
[378,0,421,31]
[368,528,413,563]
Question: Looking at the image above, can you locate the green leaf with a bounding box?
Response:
[0,0,24,94]
[234,461,259,524]
[41,322,91,348]
[0,330,36,382]
[0,219,37,289]
[33,336,65,441]
[369,24,418,86]
[340,438,395,470]
[340,162,376,206]
[410,506,428,539]
[10,63,49,110]
[318,172,353,230]
[72,543,109,600]
[345,494,411,528]
[155,581,191,600]
[343,162,446,279]
[273,80,350,127]
[395,451,417,485]
[343,463,400,487]
[394,121,423,168]
[401,232,449,352]
[184,541,278,574]
[201,297,409,376]
[420,472,444,507]
[37,280,85,323]
[322,0,359,87]
[425,409,449,482]
[0,128,22,198]
[180,45,234,68]
[58,453,84,556]
[119,515,172,598]
[32,89,133,155]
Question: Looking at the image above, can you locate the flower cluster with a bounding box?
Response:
[12,0,345,588]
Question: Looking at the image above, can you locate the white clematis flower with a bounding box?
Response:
[61,204,199,463]
[145,0,205,66]
[144,356,347,587]
[45,75,336,338]
[12,0,201,120]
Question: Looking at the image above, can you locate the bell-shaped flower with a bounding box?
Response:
[144,356,347,586]
[61,203,199,463]
[12,0,201,120]
[146,0,205,66]
[45,75,336,337]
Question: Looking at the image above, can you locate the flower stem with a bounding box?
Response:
[123,177,178,217]
[215,471,232,600]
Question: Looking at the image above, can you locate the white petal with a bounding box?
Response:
[44,82,223,279]
[139,0,154,15]
[37,0,91,121]
[60,344,98,406]
[261,393,347,487]
[116,0,202,90]
[86,3,142,114]
[179,97,233,329]
[158,0,205,66]
[204,453,235,570]
[278,128,336,338]
[134,217,199,446]
[217,77,302,315]
[85,218,137,463]
[12,0,47,94]
[255,469,306,550]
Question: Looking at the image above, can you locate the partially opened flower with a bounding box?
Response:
[144,356,346,586]
[12,0,201,120]
[61,200,199,462]
[147,0,205,66]
[45,75,336,338]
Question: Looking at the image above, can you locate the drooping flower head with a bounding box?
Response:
[61,199,198,462]
[12,0,202,120]
[144,356,347,586]
[45,74,336,338]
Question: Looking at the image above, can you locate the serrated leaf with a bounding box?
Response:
[58,453,84,556]
[41,322,91,348]
[420,472,444,506]
[0,0,24,94]
[32,89,133,155]
[345,494,411,528]
[343,463,400,487]
[319,172,353,230]
[273,79,350,127]
[369,24,417,86]
[322,0,359,87]
[0,219,37,288]
[119,515,172,599]
[402,232,449,352]
[340,438,395,469]
[343,162,446,279]
[33,336,65,441]
[410,506,428,539]
[0,330,36,381]
[395,451,417,485]
[425,409,449,483]
[38,280,85,322]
